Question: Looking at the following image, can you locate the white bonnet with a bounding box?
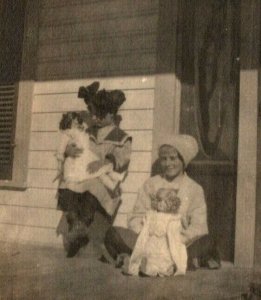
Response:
[158,134,199,167]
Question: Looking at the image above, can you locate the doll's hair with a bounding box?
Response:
[59,112,84,130]
[153,188,181,214]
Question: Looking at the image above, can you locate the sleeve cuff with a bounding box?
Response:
[105,154,116,170]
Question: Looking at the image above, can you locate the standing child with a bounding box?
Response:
[124,188,187,277]
[58,82,132,258]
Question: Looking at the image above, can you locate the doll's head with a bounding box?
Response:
[151,188,181,214]
[59,112,86,131]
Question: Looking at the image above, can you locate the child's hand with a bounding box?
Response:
[87,160,104,173]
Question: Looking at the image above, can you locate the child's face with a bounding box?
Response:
[159,146,184,179]
[87,103,114,127]
[93,113,114,127]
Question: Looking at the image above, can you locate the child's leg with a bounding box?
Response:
[78,191,99,227]
[187,235,220,270]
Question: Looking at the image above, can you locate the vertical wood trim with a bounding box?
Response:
[20,0,40,81]
[234,0,260,268]
[235,70,258,267]
[152,0,180,160]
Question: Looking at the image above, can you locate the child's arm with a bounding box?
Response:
[106,139,132,172]
[87,159,113,174]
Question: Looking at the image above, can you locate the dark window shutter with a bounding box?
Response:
[0,84,17,180]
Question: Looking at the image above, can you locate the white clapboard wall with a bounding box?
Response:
[0,76,155,246]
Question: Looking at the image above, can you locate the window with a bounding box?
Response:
[0,0,34,189]
[0,84,17,180]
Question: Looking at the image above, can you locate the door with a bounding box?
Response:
[178,0,240,261]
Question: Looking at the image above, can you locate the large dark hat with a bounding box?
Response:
[78,81,100,106]
[78,82,126,117]
[93,89,126,116]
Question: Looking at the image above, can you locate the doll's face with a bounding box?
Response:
[153,188,180,213]
[71,118,80,129]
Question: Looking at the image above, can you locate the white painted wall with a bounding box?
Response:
[0,76,155,246]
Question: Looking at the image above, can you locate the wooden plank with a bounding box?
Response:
[0,188,57,209]
[32,89,154,112]
[121,172,149,193]
[29,150,152,173]
[0,188,137,212]
[113,213,127,228]
[31,110,153,131]
[34,77,155,95]
[38,34,157,60]
[40,0,158,25]
[0,223,63,246]
[29,131,153,151]
[39,15,158,42]
[119,193,137,213]
[235,70,258,267]
[41,0,117,8]
[0,205,61,228]
[36,52,156,80]
[27,169,149,192]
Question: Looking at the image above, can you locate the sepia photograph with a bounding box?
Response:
[0,0,260,299]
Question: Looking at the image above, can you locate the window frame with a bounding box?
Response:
[0,81,34,190]
[0,0,38,190]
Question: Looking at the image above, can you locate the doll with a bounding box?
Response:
[55,111,125,189]
[125,188,187,277]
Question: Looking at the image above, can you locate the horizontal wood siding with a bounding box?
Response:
[0,76,155,246]
[37,0,159,80]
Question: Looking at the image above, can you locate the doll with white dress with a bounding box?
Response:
[125,188,187,277]
[55,111,125,190]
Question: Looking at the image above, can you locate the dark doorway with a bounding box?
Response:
[179,0,240,262]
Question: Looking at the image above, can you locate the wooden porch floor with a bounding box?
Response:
[0,242,256,300]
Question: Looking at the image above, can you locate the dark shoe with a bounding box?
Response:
[66,236,89,258]
[115,253,129,268]
[207,258,221,269]
[187,258,199,271]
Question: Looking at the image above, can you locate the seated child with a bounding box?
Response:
[55,111,125,191]
[124,188,187,277]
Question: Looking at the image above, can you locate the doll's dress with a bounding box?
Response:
[57,128,111,183]
[128,210,187,277]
